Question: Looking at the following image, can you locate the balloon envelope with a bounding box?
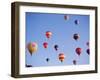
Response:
[27,42,38,55]
[86,48,90,55]
[76,47,82,56]
[43,42,48,48]
[45,31,52,39]
[46,58,49,62]
[54,45,58,51]
[73,60,77,65]
[75,20,79,25]
[73,33,80,41]
[86,42,89,46]
[26,64,32,67]
[59,53,65,62]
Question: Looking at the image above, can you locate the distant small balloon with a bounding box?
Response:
[43,42,48,49]
[46,58,50,62]
[73,33,80,41]
[64,15,69,20]
[75,20,79,25]
[54,45,58,51]
[45,31,52,39]
[26,64,32,67]
[86,48,90,55]
[76,47,82,56]
[59,53,65,62]
[73,60,77,65]
[86,42,89,46]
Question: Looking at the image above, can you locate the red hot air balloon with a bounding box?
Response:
[59,53,65,62]
[45,31,52,39]
[43,42,48,48]
[73,33,80,41]
[86,48,90,55]
[76,47,82,56]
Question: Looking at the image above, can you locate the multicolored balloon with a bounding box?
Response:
[86,48,90,55]
[73,33,80,41]
[59,53,65,62]
[27,42,38,56]
[75,20,79,25]
[75,47,82,56]
[54,45,58,51]
[43,42,48,48]
[45,31,52,39]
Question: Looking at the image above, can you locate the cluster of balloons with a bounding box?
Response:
[44,31,65,62]
[26,15,89,66]
[64,15,79,25]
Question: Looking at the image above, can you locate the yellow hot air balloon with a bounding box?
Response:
[27,42,38,55]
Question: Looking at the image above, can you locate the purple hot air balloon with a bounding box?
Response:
[86,48,90,55]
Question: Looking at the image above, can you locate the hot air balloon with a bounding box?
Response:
[73,60,77,65]
[76,47,82,56]
[59,53,65,62]
[73,33,80,41]
[75,20,79,25]
[86,42,89,47]
[26,64,32,67]
[27,42,38,56]
[43,42,48,49]
[54,45,58,51]
[86,48,90,55]
[46,58,50,62]
[45,31,52,39]
[64,15,69,20]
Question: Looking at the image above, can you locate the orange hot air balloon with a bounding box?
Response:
[27,42,38,55]
[45,31,52,39]
[75,47,82,56]
[43,42,48,48]
[59,53,65,62]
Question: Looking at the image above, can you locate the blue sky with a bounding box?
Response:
[25,12,90,67]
